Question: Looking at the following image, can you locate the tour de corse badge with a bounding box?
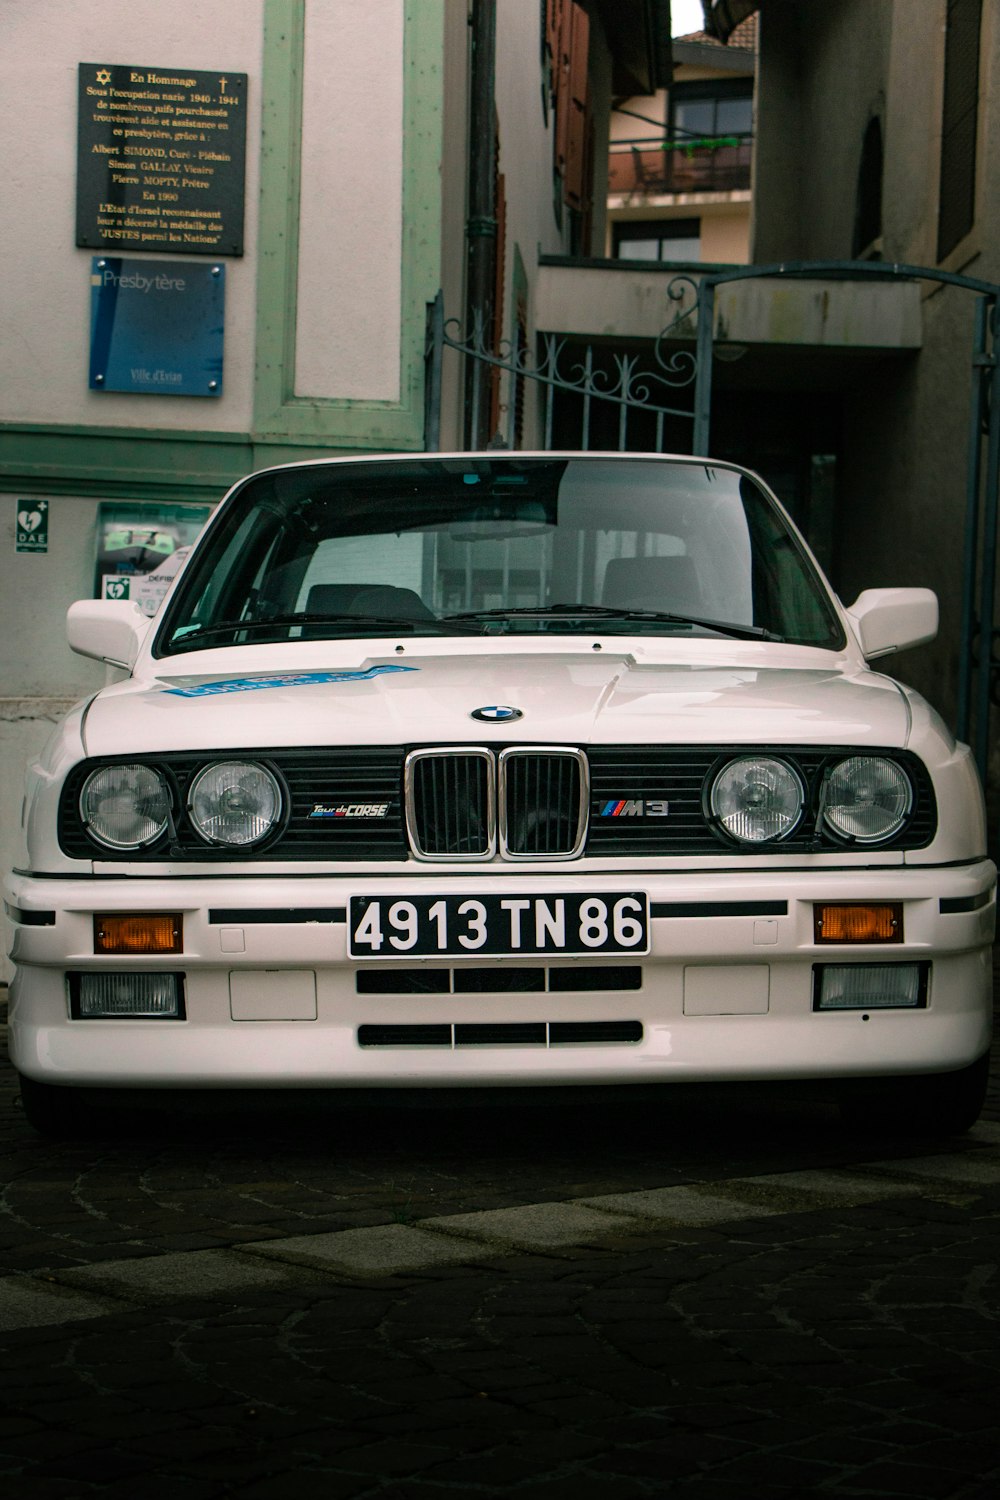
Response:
[16,500,49,554]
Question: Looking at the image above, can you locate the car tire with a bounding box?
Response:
[17,1074,99,1137]
[837,1051,991,1137]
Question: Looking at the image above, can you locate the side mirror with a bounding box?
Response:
[67,600,151,668]
[845,587,938,659]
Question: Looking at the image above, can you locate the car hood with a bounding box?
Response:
[78,649,912,755]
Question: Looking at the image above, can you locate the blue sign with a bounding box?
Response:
[89,257,224,396]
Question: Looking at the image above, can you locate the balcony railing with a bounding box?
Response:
[608,134,752,195]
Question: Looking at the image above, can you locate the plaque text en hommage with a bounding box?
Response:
[76,63,247,256]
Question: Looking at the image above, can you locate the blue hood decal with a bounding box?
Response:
[164,664,418,697]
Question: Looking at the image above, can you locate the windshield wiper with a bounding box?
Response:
[168,612,467,647]
[441,604,783,642]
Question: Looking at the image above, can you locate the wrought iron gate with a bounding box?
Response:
[424,261,1000,779]
[424,282,703,455]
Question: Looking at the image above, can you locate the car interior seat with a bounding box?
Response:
[305,582,435,620]
[601,555,702,616]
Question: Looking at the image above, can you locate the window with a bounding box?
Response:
[937,0,982,260]
[156,458,844,652]
[670,80,753,144]
[613,218,701,262]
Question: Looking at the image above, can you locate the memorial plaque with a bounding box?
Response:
[77,63,247,256]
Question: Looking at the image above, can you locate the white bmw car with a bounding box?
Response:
[5,453,995,1133]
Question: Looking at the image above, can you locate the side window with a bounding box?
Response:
[181,508,271,625]
[745,498,834,644]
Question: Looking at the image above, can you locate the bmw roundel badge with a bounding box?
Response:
[471,704,523,722]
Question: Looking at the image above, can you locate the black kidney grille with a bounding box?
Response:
[501,752,584,856]
[405,749,584,858]
[409,752,492,856]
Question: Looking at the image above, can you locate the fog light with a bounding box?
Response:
[814,963,927,1011]
[814,903,902,943]
[94,914,183,954]
[70,973,184,1019]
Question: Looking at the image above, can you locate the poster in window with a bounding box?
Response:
[95,503,213,616]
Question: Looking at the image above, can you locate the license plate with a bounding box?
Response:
[349,892,649,959]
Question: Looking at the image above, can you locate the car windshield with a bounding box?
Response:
[154,457,845,655]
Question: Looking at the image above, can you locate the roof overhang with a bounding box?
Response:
[671,38,754,73]
[597,0,673,95]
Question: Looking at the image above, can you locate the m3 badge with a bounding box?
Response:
[598,799,670,817]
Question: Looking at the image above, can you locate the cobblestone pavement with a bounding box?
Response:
[1,974,998,1500]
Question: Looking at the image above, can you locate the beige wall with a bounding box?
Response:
[700,205,750,263]
[294,1,405,402]
[2,0,265,434]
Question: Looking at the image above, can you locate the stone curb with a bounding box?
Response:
[2,1120,998,1332]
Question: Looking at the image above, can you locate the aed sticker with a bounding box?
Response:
[163,664,418,697]
[16,499,49,553]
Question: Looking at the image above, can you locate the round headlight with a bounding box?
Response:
[80,764,171,850]
[823,756,912,843]
[188,761,282,847]
[710,756,804,844]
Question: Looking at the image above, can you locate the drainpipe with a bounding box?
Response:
[464,0,497,450]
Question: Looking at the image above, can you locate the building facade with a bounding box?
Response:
[0,0,666,976]
[607,15,755,266]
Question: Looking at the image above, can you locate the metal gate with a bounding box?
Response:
[425,262,1000,778]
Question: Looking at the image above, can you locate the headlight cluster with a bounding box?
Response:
[79,760,284,851]
[708,754,913,846]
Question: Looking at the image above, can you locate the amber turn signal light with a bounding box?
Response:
[94,913,183,954]
[814,902,902,944]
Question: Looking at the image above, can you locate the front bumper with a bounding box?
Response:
[5,862,996,1089]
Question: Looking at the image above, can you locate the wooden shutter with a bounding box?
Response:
[553,1,589,210]
[563,5,589,210]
